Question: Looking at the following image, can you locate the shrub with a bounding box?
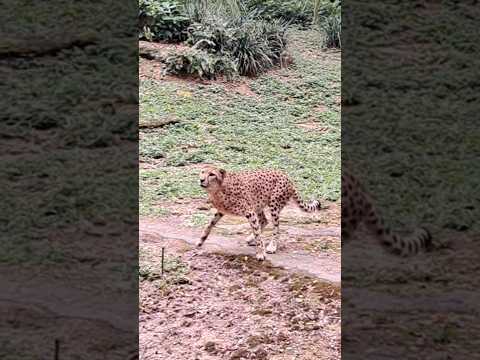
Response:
[185,8,288,76]
[163,48,238,79]
[231,18,288,75]
[142,0,290,78]
[244,0,313,26]
[139,0,190,42]
[317,0,341,48]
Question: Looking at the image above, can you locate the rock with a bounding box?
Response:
[204,341,217,353]
[254,346,268,359]
[305,323,321,331]
[230,348,250,360]
[277,332,289,342]
[175,277,191,285]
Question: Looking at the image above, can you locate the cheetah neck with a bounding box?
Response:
[208,187,225,201]
[207,187,228,209]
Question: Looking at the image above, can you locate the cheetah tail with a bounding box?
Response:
[371,219,432,256]
[291,189,321,212]
[361,199,432,256]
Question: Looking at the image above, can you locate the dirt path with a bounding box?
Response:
[140,218,340,284]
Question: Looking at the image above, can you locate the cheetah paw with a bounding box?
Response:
[246,234,256,246]
[266,242,277,254]
[256,252,266,261]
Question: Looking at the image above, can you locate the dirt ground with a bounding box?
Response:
[139,200,341,360]
[139,248,340,360]
[342,228,480,359]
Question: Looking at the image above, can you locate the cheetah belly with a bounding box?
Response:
[209,194,245,216]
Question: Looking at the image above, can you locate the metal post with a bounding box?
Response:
[54,339,59,360]
[161,247,165,277]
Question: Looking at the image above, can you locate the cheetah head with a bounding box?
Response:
[199,166,226,191]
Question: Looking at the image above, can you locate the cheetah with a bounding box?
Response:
[342,169,432,256]
[196,166,321,261]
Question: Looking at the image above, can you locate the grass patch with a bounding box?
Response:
[140,167,203,215]
[140,29,340,215]
[343,3,479,233]
[187,212,211,227]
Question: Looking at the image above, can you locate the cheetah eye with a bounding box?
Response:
[208,173,215,177]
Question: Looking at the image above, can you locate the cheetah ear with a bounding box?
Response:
[218,168,226,181]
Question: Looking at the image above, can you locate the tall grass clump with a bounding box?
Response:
[316,0,341,48]
[184,0,243,21]
[184,1,288,76]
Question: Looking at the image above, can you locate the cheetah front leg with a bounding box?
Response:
[196,212,223,247]
[246,211,266,261]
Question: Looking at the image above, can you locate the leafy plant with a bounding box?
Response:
[185,7,288,76]
[316,0,341,48]
[139,0,190,42]
[163,48,238,79]
[232,18,288,75]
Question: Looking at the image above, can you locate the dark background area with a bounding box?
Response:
[0,0,138,358]
[342,0,479,358]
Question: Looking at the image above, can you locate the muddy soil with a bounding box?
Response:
[140,242,340,360]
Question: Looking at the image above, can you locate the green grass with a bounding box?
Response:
[140,167,204,215]
[1,148,137,264]
[343,2,479,233]
[1,0,137,266]
[140,29,340,216]
[187,212,211,227]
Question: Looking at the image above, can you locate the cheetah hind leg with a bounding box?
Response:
[246,211,266,261]
[266,207,281,254]
[246,211,267,246]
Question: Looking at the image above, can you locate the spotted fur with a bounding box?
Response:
[342,169,432,256]
[197,166,321,261]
